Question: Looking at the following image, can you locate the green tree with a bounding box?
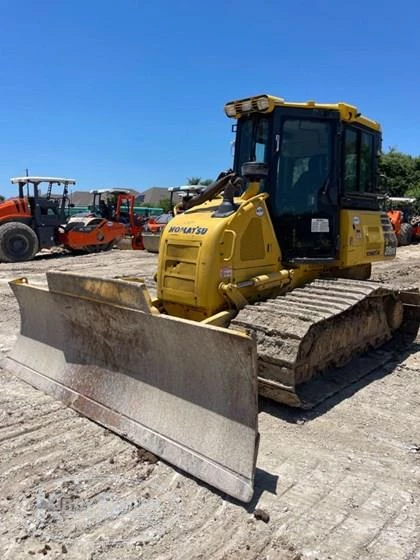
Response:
[158,198,171,213]
[379,148,420,197]
[0,195,4,202]
[187,176,202,185]
[138,202,158,208]
[404,185,420,213]
[186,177,213,186]
[405,184,420,198]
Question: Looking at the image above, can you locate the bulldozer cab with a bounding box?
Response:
[230,98,381,263]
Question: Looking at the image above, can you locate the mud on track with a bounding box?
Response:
[0,247,419,559]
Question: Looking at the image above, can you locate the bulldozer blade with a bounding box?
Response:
[6,273,259,503]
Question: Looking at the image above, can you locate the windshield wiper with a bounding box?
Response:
[320,176,330,196]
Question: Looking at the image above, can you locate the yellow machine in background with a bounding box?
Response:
[6,95,419,503]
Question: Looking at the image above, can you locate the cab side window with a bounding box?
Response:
[344,129,358,192]
[360,133,374,192]
[343,127,376,193]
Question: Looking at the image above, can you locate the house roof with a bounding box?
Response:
[70,188,140,207]
[69,191,94,206]
[137,187,170,206]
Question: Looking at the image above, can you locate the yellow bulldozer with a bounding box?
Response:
[6,94,420,503]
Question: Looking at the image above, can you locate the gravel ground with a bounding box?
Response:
[0,246,419,560]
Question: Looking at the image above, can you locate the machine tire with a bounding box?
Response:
[84,245,103,253]
[0,222,39,263]
[83,243,113,253]
[102,241,114,251]
[398,222,413,246]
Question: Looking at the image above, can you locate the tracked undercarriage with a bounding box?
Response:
[231,278,420,408]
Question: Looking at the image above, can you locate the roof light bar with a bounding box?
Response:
[224,95,276,118]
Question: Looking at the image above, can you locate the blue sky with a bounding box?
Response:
[1,0,419,197]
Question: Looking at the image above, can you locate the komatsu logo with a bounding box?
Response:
[168,225,208,235]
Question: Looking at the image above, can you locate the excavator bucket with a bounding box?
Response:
[5,272,259,503]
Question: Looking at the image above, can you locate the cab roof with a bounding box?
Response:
[11,176,76,185]
[89,188,131,195]
[168,185,204,193]
[224,94,380,131]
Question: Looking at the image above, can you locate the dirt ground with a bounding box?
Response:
[0,247,419,560]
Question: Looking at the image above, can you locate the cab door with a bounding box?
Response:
[268,109,340,263]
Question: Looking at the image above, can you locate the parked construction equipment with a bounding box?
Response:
[0,178,130,261]
[0,177,75,262]
[142,185,204,252]
[65,189,145,251]
[114,191,146,249]
[142,213,172,252]
[386,197,419,245]
[411,215,420,241]
[6,95,420,503]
